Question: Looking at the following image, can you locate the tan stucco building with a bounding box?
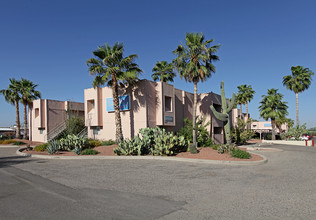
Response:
[84,80,241,144]
[251,121,289,139]
[29,99,84,142]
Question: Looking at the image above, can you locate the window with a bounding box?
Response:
[213,104,222,112]
[214,127,222,134]
[35,108,39,118]
[87,100,95,113]
[165,96,172,112]
[93,127,100,135]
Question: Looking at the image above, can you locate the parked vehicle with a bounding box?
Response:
[300,134,313,140]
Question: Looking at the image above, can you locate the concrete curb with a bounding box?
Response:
[245,147,283,152]
[16,148,268,166]
[262,140,313,146]
[0,145,20,148]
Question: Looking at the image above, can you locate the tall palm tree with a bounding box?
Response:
[236,84,255,119]
[258,88,288,140]
[173,32,220,151]
[0,78,22,139]
[151,61,175,83]
[19,78,41,139]
[282,66,314,126]
[86,42,142,142]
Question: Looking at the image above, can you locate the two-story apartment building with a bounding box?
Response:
[84,80,240,144]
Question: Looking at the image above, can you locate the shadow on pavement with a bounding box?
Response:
[0,155,33,168]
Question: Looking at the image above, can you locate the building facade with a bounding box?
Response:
[251,121,289,139]
[84,80,241,144]
[29,99,84,142]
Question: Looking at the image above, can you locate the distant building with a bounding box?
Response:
[251,121,288,139]
[0,127,15,137]
[84,80,242,144]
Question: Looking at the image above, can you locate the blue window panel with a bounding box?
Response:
[264,123,271,127]
[106,95,130,112]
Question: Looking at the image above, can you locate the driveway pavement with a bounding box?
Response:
[1,144,316,219]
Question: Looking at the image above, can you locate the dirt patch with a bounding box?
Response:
[176,147,262,161]
[23,145,263,161]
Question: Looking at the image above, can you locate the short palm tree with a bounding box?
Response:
[86,42,142,142]
[282,66,314,126]
[258,88,288,140]
[0,78,22,139]
[275,116,293,133]
[173,32,220,152]
[151,61,175,83]
[19,78,41,139]
[236,84,255,119]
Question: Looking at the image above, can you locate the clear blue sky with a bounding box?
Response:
[0,0,315,128]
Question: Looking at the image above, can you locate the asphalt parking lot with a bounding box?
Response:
[1,144,316,219]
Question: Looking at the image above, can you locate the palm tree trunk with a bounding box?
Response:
[296,92,299,126]
[245,103,249,129]
[240,104,243,118]
[23,102,27,139]
[112,74,123,142]
[192,82,198,149]
[15,100,21,139]
[271,118,276,140]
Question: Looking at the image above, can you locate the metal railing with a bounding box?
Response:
[45,121,67,142]
[77,127,88,138]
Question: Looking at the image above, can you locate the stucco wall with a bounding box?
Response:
[84,80,243,144]
[30,99,84,143]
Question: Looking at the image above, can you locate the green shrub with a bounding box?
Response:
[231,148,251,159]
[88,140,102,148]
[100,140,116,146]
[281,124,309,140]
[34,143,49,152]
[178,117,213,148]
[231,118,255,144]
[265,134,272,140]
[13,141,26,145]
[211,144,221,150]
[81,149,99,155]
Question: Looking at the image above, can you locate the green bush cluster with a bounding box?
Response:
[81,149,99,155]
[178,117,213,148]
[113,127,187,156]
[230,148,251,159]
[34,143,49,152]
[231,118,255,144]
[100,140,116,146]
[13,141,26,145]
[280,124,308,140]
[210,144,221,150]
